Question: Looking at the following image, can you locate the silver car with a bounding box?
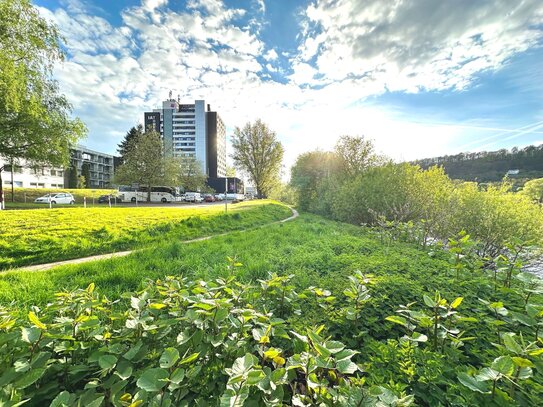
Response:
[34,193,75,205]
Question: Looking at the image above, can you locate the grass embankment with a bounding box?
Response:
[1,214,542,405]
[6,187,116,203]
[0,200,291,269]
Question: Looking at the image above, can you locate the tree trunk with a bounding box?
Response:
[147,184,151,202]
[10,162,14,202]
[0,167,4,209]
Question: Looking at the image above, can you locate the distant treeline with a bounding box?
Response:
[413,144,543,182]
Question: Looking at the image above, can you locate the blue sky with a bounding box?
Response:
[35,0,543,171]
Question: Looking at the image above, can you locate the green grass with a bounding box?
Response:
[0,200,291,269]
[6,187,116,203]
[1,213,542,405]
[0,213,486,311]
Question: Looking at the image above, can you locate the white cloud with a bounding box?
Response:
[39,0,543,176]
[296,0,543,92]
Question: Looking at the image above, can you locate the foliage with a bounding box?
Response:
[117,125,144,163]
[81,162,91,189]
[231,119,284,198]
[0,0,86,202]
[176,155,207,192]
[291,157,543,257]
[414,143,543,183]
[1,213,543,405]
[521,178,543,203]
[335,135,386,178]
[7,187,116,203]
[0,200,291,269]
[114,131,178,202]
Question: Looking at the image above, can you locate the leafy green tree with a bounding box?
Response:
[290,151,341,211]
[335,135,384,177]
[117,124,144,164]
[81,162,91,189]
[521,178,543,203]
[114,130,178,202]
[231,119,284,198]
[177,155,207,192]
[0,0,86,207]
[77,175,86,189]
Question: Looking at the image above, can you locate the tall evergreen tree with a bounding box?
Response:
[117,124,144,163]
[81,162,91,189]
[67,165,78,189]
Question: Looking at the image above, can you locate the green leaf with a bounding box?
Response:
[502,334,523,354]
[512,357,534,368]
[458,373,490,393]
[13,368,46,389]
[476,368,500,381]
[450,297,463,309]
[179,352,200,365]
[170,368,185,384]
[492,356,514,376]
[28,311,47,330]
[136,368,169,392]
[21,327,41,344]
[86,396,105,407]
[50,390,71,407]
[385,315,408,327]
[160,348,180,369]
[324,340,345,354]
[98,355,117,370]
[246,369,265,385]
[336,359,358,374]
[423,294,436,308]
[115,360,133,380]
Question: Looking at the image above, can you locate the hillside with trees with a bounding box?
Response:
[414,144,543,182]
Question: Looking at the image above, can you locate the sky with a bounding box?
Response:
[35,0,543,176]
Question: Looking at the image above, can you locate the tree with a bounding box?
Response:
[117,124,144,163]
[178,155,207,192]
[0,0,86,207]
[290,151,341,211]
[67,165,78,189]
[521,178,543,203]
[335,135,383,178]
[77,175,86,189]
[231,119,284,198]
[81,162,91,189]
[114,130,178,202]
[226,166,236,177]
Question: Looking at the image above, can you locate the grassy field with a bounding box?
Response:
[0,200,291,269]
[1,213,542,405]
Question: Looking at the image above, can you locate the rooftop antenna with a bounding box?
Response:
[168,90,172,100]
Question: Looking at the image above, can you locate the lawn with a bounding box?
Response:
[0,200,291,269]
[0,213,542,405]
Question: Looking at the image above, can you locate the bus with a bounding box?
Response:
[118,186,181,203]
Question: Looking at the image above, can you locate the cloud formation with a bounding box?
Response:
[37,0,543,171]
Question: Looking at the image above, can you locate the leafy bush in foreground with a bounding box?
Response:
[1,258,543,406]
[0,274,412,406]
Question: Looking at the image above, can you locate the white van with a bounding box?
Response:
[184,192,203,203]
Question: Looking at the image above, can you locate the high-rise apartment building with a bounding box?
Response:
[144,97,226,178]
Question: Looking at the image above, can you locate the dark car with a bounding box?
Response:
[98,194,121,204]
[204,194,215,202]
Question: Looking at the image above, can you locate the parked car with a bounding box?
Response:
[214,193,225,201]
[184,192,203,203]
[203,194,215,202]
[34,193,75,205]
[98,194,121,204]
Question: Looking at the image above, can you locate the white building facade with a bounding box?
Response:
[0,159,64,189]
